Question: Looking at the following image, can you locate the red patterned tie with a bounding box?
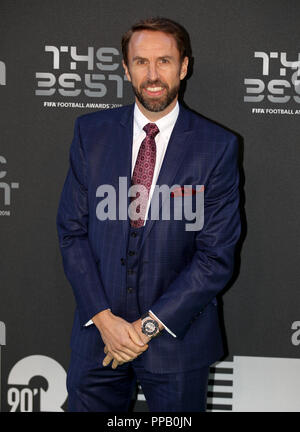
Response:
[130,123,160,228]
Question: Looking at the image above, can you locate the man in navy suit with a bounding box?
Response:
[57,17,241,412]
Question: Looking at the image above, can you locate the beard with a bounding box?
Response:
[131,79,180,112]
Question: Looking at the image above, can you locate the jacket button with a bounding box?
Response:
[127,269,135,275]
[127,287,133,293]
[128,250,135,256]
[120,258,125,265]
[131,232,137,237]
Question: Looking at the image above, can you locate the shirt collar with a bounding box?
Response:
[133,101,179,138]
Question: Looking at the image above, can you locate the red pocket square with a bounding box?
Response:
[170,185,204,197]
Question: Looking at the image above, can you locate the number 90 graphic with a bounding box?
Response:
[8,387,39,412]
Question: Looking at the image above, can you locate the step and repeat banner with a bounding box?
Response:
[1,0,300,412]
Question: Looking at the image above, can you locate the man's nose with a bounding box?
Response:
[147,63,159,81]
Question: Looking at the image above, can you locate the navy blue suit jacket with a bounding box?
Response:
[56,103,241,373]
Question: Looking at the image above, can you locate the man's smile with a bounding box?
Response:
[143,86,166,97]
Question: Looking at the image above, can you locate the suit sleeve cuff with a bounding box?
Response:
[149,310,177,338]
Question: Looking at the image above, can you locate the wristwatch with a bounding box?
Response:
[141,313,162,339]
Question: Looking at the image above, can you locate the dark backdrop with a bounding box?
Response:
[1,0,299,412]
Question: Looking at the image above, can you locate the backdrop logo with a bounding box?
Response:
[35,45,129,109]
[7,355,67,412]
[244,52,300,116]
[0,60,6,85]
[291,321,300,346]
[0,155,19,216]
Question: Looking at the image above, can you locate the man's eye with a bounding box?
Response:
[160,58,169,63]
[137,59,146,65]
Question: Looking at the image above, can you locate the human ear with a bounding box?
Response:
[179,56,189,80]
[122,60,132,82]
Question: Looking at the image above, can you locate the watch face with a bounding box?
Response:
[142,319,158,336]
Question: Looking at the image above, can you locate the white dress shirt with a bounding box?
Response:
[131,101,179,223]
[86,101,179,337]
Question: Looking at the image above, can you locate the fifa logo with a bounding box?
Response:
[0,60,6,85]
[244,52,300,103]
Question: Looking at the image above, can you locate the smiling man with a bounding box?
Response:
[57,17,241,412]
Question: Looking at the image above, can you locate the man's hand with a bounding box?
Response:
[92,309,148,368]
[102,313,165,369]
[102,318,150,369]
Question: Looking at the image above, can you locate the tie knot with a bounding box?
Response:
[143,123,159,139]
